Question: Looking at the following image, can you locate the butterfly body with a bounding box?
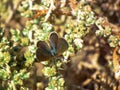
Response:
[36,32,68,61]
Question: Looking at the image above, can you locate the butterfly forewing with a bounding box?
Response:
[49,32,58,55]
[36,48,53,61]
[36,41,52,61]
[56,38,69,56]
[37,41,51,50]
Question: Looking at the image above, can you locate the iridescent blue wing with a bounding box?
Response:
[49,32,58,55]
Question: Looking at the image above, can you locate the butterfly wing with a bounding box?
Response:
[49,32,58,55]
[56,38,69,56]
[36,41,52,61]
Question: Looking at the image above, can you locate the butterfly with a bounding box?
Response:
[36,32,69,61]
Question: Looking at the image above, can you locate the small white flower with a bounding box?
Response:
[74,38,83,48]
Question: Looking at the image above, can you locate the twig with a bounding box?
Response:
[28,0,34,10]
[44,0,56,21]
[6,0,22,23]
[11,80,16,90]
[60,0,66,8]
[6,64,16,90]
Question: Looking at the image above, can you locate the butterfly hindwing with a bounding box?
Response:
[56,38,69,56]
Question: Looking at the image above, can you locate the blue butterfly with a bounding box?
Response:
[36,32,68,61]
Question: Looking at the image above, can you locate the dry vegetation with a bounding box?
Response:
[0,0,120,90]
